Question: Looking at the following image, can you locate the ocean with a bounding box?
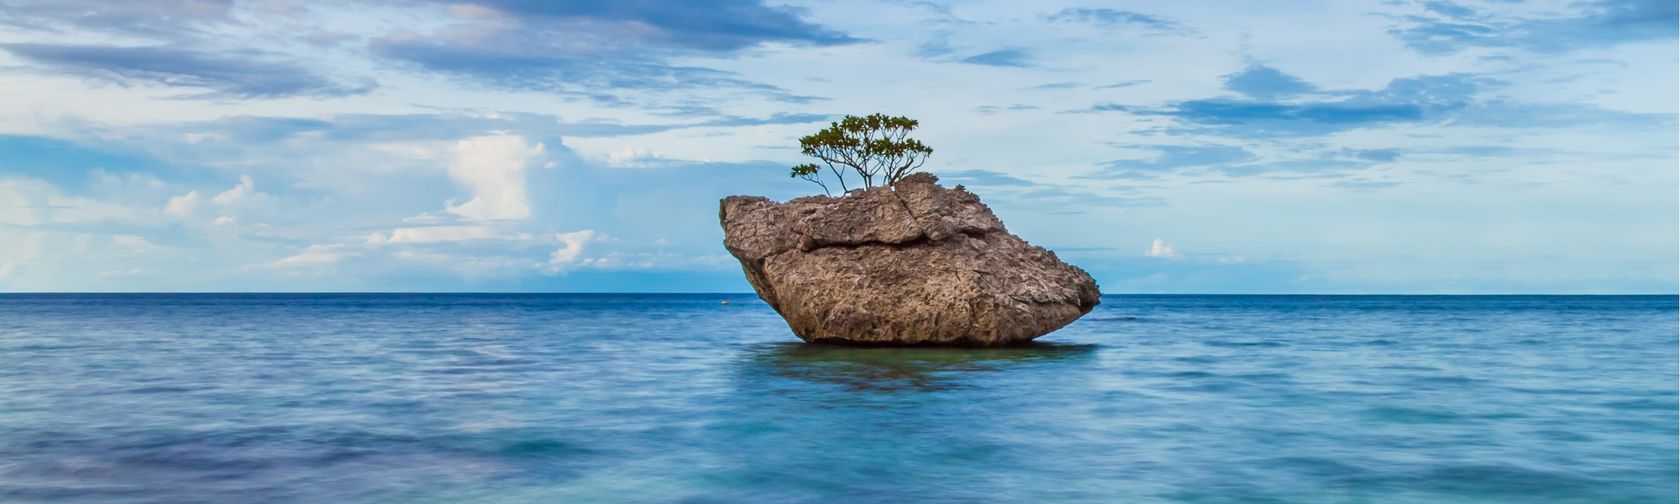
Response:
[0,294,1673,503]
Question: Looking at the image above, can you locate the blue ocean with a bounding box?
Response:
[0,294,1674,503]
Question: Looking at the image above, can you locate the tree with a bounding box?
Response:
[789,114,933,195]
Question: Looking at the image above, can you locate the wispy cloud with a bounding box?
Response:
[960,48,1033,67]
[1021,82,1080,91]
[0,0,234,38]
[1095,79,1150,89]
[0,44,372,98]
[157,111,828,146]
[422,0,859,52]
[1387,0,1678,55]
[373,0,856,103]
[1092,73,1481,137]
[1222,64,1317,100]
[1097,145,1258,179]
[1046,8,1185,32]
[940,169,1037,187]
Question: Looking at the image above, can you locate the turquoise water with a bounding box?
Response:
[0,294,1674,503]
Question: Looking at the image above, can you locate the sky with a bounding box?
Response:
[0,0,1674,293]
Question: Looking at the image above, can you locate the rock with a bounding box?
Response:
[720,173,1100,346]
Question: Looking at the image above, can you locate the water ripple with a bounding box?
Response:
[0,294,1673,503]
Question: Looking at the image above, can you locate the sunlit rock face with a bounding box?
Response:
[720,173,1100,346]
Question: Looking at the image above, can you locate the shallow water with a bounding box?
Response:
[0,294,1674,503]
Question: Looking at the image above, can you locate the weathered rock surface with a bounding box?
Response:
[720,173,1100,346]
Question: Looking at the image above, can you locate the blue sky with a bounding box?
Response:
[0,0,1674,293]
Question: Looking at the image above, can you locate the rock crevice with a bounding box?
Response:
[721,173,1100,346]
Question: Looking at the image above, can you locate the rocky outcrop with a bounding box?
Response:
[720,173,1100,346]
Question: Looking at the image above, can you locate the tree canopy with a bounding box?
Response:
[790,114,932,195]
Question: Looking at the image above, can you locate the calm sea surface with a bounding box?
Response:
[0,294,1674,503]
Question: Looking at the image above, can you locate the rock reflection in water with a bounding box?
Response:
[738,342,1098,392]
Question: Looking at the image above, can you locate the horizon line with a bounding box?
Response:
[1,292,1674,296]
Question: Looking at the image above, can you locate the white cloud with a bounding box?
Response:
[164,190,200,216]
[165,176,263,219]
[2,178,146,226]
[213,215,237,226]
[606,146,665,167]
[0,261,17,280]
[444,134,543,221]
[1146,238,1181,259]
[93,170,165,189]
[269,244,352,268]
[402,211,447,223]
[210,175,257,205]
[547,229,601,271]
[373,225,533,244]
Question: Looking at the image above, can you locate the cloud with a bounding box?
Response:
[164,175,265,218]
[960,48,1033,67]
[1021,82,1080,91]
[1098,145,1258,179]
[547,229,602,271]
[1222,64,1317,100]
[0,135,183,192]
[164,190,200,216]
[158,112,829,146]
[974,104,1040,114]
[381,225,500,244]
[444,134,543,221]
[875,1,979,27]
[0,43,372,98]
[1167,100,1425,129]
[427,0,857,51]
[1046,8,1184,32]
[209,175,256,205]
[940,169,1037,187]
[372,0,854,101]
[374,41,793,99]
[1090,142,1432,180]
[915,31,955,58]
[607,146,666,167]
[371,225,536,244]
[0,177,150,228]
[1349,149,1403,162]
[1095,73,1481,137]
[0,0,234,38]
[1095,80,1150,89]
[1387,0,1678,55]
[938,170,1167,209]
[1146,238,1180,259]
[1119,70,1670,139]
[269,244,352,269]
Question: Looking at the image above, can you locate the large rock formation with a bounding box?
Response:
[720,173,1100,346]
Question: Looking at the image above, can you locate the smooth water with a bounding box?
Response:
[0,294,1674,503]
